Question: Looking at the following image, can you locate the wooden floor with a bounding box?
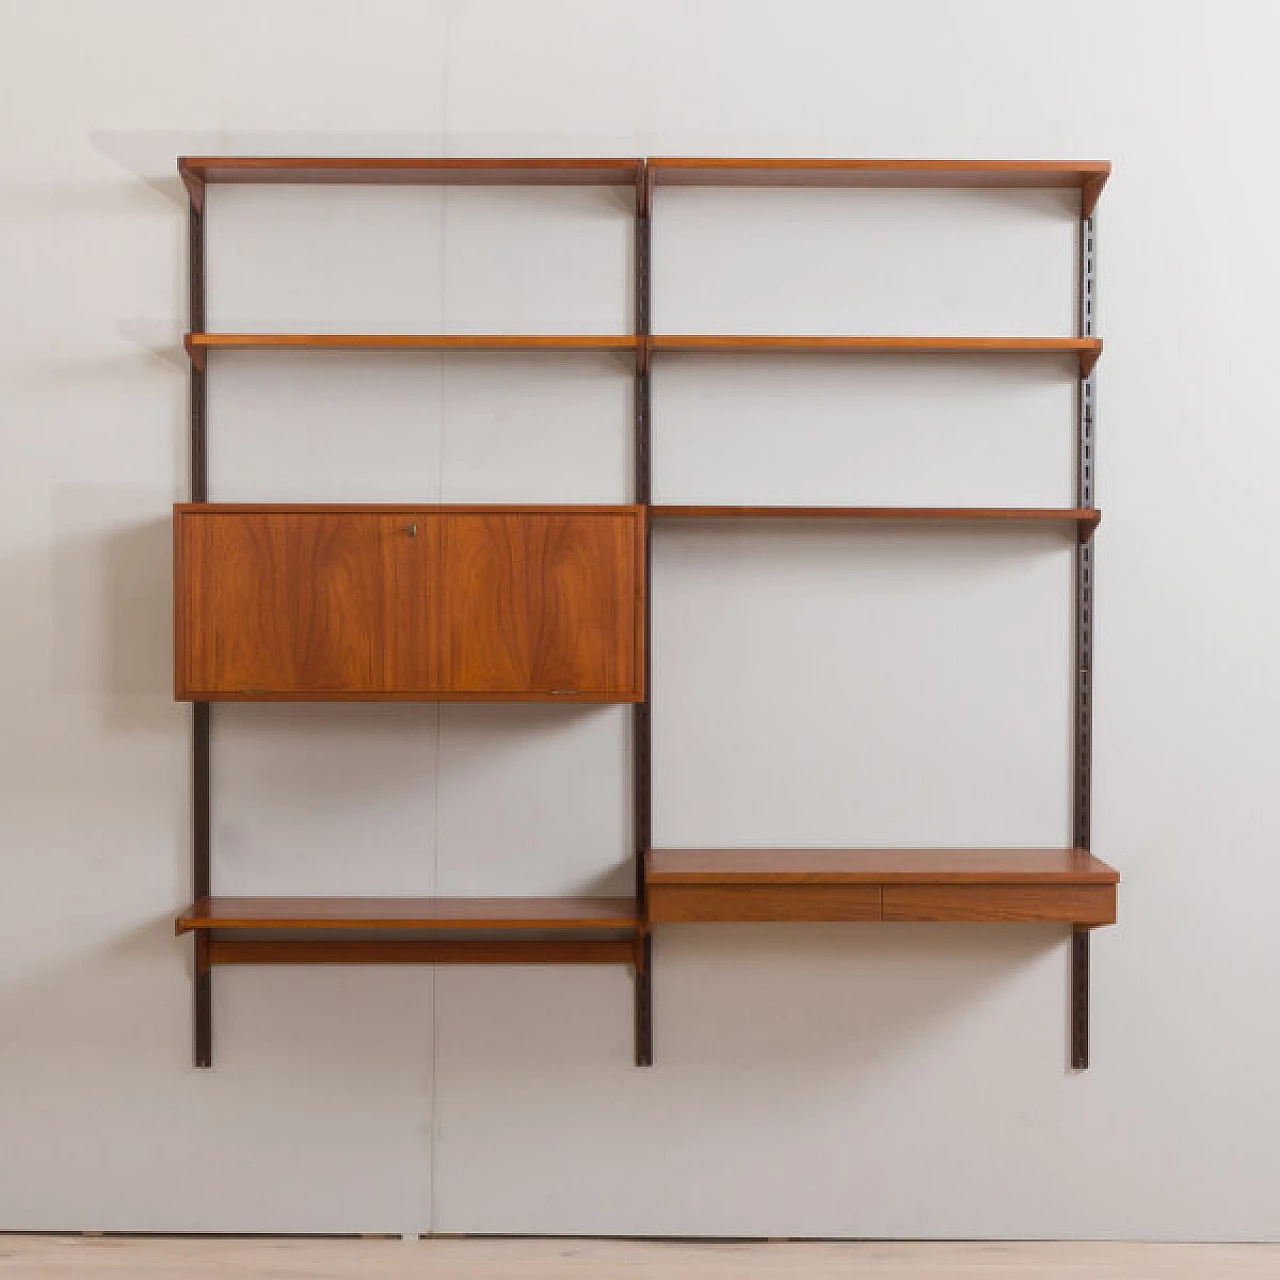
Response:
[0,1237,1276,1278]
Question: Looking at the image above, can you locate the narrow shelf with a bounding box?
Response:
[651,506,1101,541]
[176,502,643,516]
[183,332,638,371]
[648,158,1110,216]
[650,335,1102,376]
[176,895,639,933]
[185,333,1100,376]
[176,896,641,967]
[646,849,1119,926]
[179,156,641,205]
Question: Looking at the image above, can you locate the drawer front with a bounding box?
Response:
[647,884,882,924]
[882,884,1116,925]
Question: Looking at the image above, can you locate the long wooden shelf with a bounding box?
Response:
[646,849,1119,926]
[183,332,637,371]
[650,335,1102,375]
[184,333,1102,375]
[179,156,642,207]
[176,895,639,933]
[651,506,1101,541]
[178,156,1109,215]
[648,159,1110,216]
[176,896,641,969]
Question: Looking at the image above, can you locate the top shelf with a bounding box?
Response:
[179,157,1109,215]
[178,157,642,207]
[648,159,1110,215]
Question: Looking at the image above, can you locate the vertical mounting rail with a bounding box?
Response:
[1071,210,1097,1071]
[633,162,654,1067]
[188,175,213,1069]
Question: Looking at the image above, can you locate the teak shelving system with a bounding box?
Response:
[176,156,1117,1071]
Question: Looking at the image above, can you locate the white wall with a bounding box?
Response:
[2,0,1279,1241]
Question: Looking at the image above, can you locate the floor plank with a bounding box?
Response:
[0,1237,1277,1279]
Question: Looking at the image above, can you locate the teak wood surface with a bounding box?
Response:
[174,506,643,702]
[649,335,1102,375]
[176,896,640,932]
[645,849,1118,926]
[179,156,643,201]
[178,155,1110,214]
[205,940,638,966]
[182,333,638,370]
[440,511,640,697]
[651,506,1101,540]
[182,333,1102,376]
[647,157,1110,215]
[647,848,1118,883]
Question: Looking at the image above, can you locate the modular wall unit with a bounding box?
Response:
[176,155,1116,1072]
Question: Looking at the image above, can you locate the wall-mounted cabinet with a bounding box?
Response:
[175,505,644,702]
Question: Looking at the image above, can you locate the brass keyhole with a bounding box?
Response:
[404,523,417,538]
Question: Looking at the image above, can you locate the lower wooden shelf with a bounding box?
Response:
[645,848,1118,925]
[176,896,641,966]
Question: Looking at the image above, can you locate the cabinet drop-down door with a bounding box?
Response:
[175,505,644,702]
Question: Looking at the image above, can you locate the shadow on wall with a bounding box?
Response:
[49,490,174,724]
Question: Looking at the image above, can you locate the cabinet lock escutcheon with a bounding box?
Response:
[403,522,417,538]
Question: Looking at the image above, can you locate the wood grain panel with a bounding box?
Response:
[176,506,643,701]
[182,333,638,369]
[883,885,1116,925]
[207,939,637,965]
[176,895,639,932]
[180,156,642,189]
[178,511,436,698]
[648,158,1110,214]
[440,511,641,698]
[647,848,1119,884]
[649,335,1102,375]
[644,850,1119,926]
[647,884,882,924]
[651,507,1101,539]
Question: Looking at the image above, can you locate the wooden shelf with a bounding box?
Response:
[650,335,1101,376]
[183,332,637,371]
[179,156,642,206]
[176,896,641,967]
[176,895,640,932]
[185,333,1101,376]
[178,157,1109,215]
[648,159,1110,216]
[646,849,1119,925]
[651,506,1101,541]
